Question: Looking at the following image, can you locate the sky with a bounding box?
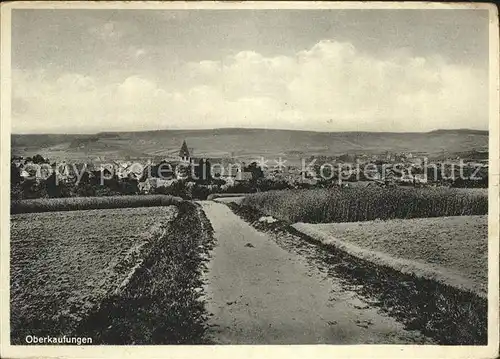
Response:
[11,8,490,134]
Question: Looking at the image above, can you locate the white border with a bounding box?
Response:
[1,2,498,359]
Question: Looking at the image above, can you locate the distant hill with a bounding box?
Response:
[427,129,488,136]
[11,128,488,163]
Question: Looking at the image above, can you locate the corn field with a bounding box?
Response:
[11,195,183,214]
[241,187,488,223]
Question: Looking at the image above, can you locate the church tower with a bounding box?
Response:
[178,140,191,163]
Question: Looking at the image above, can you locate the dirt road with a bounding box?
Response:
[200,201,432,344]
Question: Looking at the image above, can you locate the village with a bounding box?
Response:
[10,139,489,201]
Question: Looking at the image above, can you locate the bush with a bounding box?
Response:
[255,178,293,192]
[218,181,256,194]
[153,181,189,198]
[189,184,211,200]
[18,179,48,199]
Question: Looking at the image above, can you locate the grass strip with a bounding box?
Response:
[11,195,183,214]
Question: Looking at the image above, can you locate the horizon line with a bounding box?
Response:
[10,126,489,136]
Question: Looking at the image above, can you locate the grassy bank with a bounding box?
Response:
[11,194,183,214]
[241,187,487,223]
[228,202,487,345]
[74,201,215,344]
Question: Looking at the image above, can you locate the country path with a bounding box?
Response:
[199,201,432,344]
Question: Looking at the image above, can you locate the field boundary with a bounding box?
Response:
[10,195,183,214]
[292,223,486,298]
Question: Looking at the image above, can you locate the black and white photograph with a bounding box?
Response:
[1,2,499,358]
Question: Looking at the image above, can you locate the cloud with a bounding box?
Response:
[134,48,147,58]
[12,39,488,133]
[88,21,123,42]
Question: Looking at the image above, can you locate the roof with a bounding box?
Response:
[179,140,190,158]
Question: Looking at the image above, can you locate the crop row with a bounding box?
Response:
[11,194,183,214]
[241,187,488,223]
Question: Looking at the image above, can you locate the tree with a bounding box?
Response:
[45,172,60,198]
[20,178,48,199]
[245,162,264,181]
[11,163,22,186]
[120,177,139,195]
[32,154,48,164]
[76,171,96,197]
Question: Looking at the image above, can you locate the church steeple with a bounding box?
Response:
[179,140,190,162]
